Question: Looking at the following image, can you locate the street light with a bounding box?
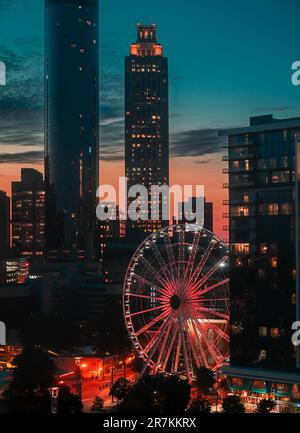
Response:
[111,365,114,403]
[74,357,82,401]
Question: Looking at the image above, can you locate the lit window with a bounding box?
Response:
[281,203,292,215]
[252,380,266,390]
[271,328,280,338]
[231,243,250,254]
[268,204,279,215]
[235,257,244,267]
[243,193,250,203]
[271,257,278,268]
[238,206,249,216]
[259,327,267,337]
[232,377,243,387]
[260,243,268,254]
[258,350,267,361]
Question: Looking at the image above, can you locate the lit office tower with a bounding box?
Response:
[0,191,10,259]
[12,169,45,259]
[220,115,300,409]
[125,24,169,233]
[45,0,99,260]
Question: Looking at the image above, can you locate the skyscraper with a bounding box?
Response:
[12,169,45,259]
[125,24,169,233]
[220,115,300,408]
[99,203,126,257]
[0,190,10,259]
[45,0,99,261]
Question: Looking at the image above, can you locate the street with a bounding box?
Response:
[60,368,138,412]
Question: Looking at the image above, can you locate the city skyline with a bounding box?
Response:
[1,0,300,416]
[1,0,300,237]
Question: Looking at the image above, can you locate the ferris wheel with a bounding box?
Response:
[123,224,229,379]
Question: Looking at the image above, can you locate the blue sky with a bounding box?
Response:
[0,0,300,163]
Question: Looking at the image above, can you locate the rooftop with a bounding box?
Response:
[219,114,300,136]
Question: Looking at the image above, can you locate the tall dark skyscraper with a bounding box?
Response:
[220,115,300,408]
[12,169,45,259]
[0,190,10,260]
[125,24,169,233]
[45,0,99,260]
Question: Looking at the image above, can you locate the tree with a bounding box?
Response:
[11,347,56,393]
[5,389,52,414]
[161,375,191,413]
[188,396,211,413]
[256,399,276,413]
[57,386,83,414]
[91,396,104,412]
[195,367,216,396]
[120,374,191,414]
[110,377,131,401]
[222,395,245,413]
[6,347,56,413]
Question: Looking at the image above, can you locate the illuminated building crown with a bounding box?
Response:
[130,23,163,57]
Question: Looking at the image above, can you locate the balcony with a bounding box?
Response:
[227,154,257,161]
[228,181,255,188]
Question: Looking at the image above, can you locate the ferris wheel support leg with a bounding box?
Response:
[178,313,190,381]
[154,315,174,373]
[139,315,172,378]
[161,322,179,372]
[173,332,181,373]
[190,317,209,369]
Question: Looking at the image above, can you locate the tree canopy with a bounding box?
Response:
[222,395,245,413]
[194,367,216,396]
[120,374,191,414]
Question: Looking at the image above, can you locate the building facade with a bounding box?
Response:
[0,258,29,285]
[220,114,300,409]
[45,0,99,261]
[98,203,126,258]
[12,169,45,259]
[125,24,169,234]
[0,191,10,260]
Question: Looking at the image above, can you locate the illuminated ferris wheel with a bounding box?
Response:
[123,224,229,379]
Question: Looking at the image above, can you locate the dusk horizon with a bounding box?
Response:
[1,0,300,237]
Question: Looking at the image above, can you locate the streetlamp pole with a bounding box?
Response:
[111,365,114,403]
[123,359,126,380]
[74,357,82,402]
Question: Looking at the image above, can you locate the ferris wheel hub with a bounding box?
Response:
[170,294,181,310]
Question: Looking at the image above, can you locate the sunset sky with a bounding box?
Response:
[1,0,300,237]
